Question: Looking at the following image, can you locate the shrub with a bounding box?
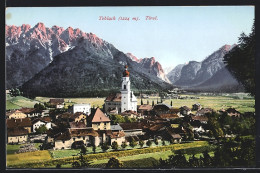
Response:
[106,157,123,168]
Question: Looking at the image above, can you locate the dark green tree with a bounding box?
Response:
[111,141,119,151]
[80,145,87,155]
[141,99,143,105]
[129,137,137,148]
[154,138,159,145]
[162,140,166,146]
[35,125,47,134]
[92,145,96,154]
[106,157,123,168]
[152,100,154,106]
[139,140,144,148]
[121,142,127,150]
[101,142,110,152]
[146,140,152,147]
[147,100,149,105]
[170,100,173,106]
[223,21,255,97]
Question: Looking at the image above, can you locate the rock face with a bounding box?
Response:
[193,66,244,92]
[5,23,88,88]
[19,28,172,97]
[126,53,171,83]
[6,23,171,91]
[167,64,185,84]
[170,45,239,88]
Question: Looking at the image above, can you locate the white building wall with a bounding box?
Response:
[73,104,91,115]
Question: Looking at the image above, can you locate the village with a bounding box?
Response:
[6,65,244,154]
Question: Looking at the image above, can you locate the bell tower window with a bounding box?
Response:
[124,85,126,89]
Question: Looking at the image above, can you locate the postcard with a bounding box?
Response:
[5,5,256,169]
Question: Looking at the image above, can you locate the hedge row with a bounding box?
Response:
[8,141,210,168]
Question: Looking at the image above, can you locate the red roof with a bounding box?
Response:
[138,104,153,111]
[88,108,110,123]
[105,93,121,102]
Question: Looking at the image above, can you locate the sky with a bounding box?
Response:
[6,6,254,69]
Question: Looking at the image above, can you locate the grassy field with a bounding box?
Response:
[34,93,255,113]
[6,94,40,110]
[143,94,255,113]
[7,141,209,168]
[6,150,52,166]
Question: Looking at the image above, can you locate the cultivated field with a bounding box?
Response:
[35,93,255,113]
[6,141,210,168]
[6,95,40,110]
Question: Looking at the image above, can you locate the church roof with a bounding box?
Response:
[105,93,121,102]
[88,108,111,123]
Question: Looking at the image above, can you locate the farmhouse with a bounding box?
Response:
[226,108,241,117]
[196,108,214,116]
[69,112,87,123]
[7,127,29,144]
[49,98,65,109]
[19,108,41,118]
[119,122,144,137]
[192,103,202,111]
[32,119,52,133]
[53,128,99,149]
[180,106,191,116]
[138,104,153,115]
[6,110,27,119]
[6,118,32,133]
[153,103,172,115]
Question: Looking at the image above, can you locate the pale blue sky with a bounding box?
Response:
[6,6,254,69]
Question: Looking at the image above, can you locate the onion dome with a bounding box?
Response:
[123,65,130,77]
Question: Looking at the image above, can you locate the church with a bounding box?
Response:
[104,65,137,113]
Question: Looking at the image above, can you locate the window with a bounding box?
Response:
[83,137,85,140]
[124,85,126,89]
[73,138,75,141]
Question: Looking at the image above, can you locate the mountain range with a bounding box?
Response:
[166,45,244,92]
[6,23,172,97]
[6,22,244,96]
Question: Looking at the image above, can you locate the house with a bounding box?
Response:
[104,93,121,113]
[159,113,179,120]
[180,106,191,116]
[196,108,213,116]
[53,128,99,149]
[69,121,87,129]
[226,108,241,117]
[32,118,52,133]
[19,108,41,118]
[87,108,111,130]
[7,127,29,144]
[138,104,153,115]
[49,98,65,109]
[6,110,27,119]
[69,103,91,115]
[110,131,126,146]
[161,127,182,143]
[192,103,202,111]
[119,122,144,137]
[153,103,172,115]
[191,115,208,124]
[120,110,142,119]
[69,112,87,123]
[6,118,32,133]
[56,112,74,120]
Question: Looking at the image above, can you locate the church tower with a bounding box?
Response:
[121,65,137,113]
